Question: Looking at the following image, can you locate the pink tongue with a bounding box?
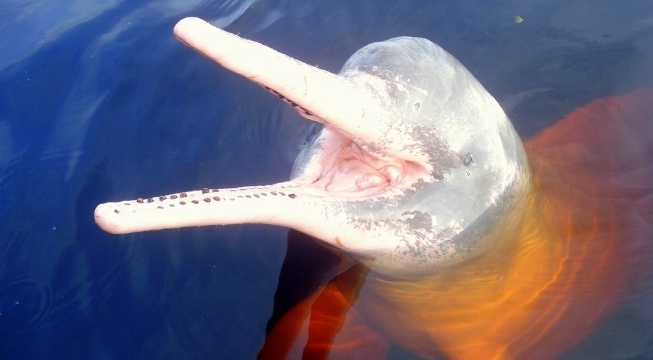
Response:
[326,159,388,193]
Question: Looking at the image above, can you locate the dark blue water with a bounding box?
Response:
[1,0,652,359]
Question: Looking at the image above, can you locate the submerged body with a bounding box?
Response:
[261,90,653,359]
[95,18,653,359]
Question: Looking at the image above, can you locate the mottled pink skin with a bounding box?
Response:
[95,18,528,278]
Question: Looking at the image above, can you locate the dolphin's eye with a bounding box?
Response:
[463,155,473,166]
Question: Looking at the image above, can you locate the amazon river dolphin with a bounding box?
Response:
[95,17,653,359]
[95,17,529,278]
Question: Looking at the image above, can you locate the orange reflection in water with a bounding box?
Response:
[260,89,653,359]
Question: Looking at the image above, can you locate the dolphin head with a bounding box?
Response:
[95,18,530,278]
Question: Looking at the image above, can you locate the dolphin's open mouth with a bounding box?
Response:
[93,136,428,234]
[290,136,432,198]
[306,143,395,196]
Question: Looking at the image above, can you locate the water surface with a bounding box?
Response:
[1,0,652,358]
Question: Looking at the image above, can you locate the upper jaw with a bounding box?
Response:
[172,18,435,167]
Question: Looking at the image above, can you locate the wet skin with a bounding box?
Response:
[95,18,653,359]
[95,18,528,278]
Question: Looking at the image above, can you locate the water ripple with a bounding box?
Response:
[0,275,53,338]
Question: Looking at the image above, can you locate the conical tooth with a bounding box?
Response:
[173,18,425,163]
